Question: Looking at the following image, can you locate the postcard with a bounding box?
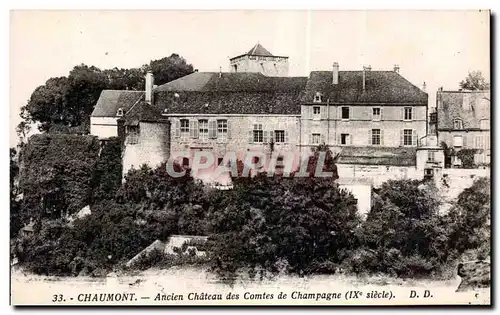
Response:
[9,9,491,306]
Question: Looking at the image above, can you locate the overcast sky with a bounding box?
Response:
[9,10,490,146]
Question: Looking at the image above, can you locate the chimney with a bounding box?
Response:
[422,81,427,92]
[393,64,400,73]
[145,71,154,105]
[332,62,339,85]
[219,66,222,78]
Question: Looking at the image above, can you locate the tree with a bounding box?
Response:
[10,147,22,237]
[444,177,490,259]
[18,54,195,135]
[208,174,360,278]
[305,144,339,179]
[459,71,490,91]
[148,54,194,86]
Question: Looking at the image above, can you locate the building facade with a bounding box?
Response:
[434,89,490,167]
[90,43,438,184]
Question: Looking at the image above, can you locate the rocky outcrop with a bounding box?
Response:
[456,260,490,292]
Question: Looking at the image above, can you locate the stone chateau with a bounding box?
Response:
[91,43,448,191]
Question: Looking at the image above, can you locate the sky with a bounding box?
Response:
[9,10,490,147]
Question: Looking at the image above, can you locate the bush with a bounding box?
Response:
[208,174,360,277]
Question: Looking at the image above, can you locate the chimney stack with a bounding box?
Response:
[393,64,400,73]
[332,62,339,85]
[145,71,154,105]
[422,81,427,92]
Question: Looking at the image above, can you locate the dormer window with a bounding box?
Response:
[116,108,124,117]
[313,92,322,103]
[453,118,463,130]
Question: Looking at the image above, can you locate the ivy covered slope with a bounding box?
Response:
[17,134,123,223]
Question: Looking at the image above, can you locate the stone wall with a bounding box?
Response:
[122,121,170,177]
[337,163,421,187]
[229,55,289,77]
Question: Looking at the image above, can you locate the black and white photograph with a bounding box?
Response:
[9,9,491,306]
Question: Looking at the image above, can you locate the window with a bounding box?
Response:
[253,124,263,143]
[341,107,350,119]
[480,119,489,130]
[274,130,285,143]
[453,135,463,147]
[180,119,189,141]
[126,126,139,145]
[428,151,435,162]
[198,119,208,142]
[116,108,124,117]
[404,107,413,120]
[371,129,381,145]
[217,119,228,141]
[312,133,321,144]
[314,92,322,103]
[372,108,381,120]
[453,118,463,130]
[182,157,189,167]
[403,129,413,146]
[313,106,321,119]
[341,133,350,145]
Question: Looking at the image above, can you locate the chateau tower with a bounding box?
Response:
[229,43,289,77]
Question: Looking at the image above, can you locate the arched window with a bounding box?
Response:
[116,108,124,117]
[453,118,463,130]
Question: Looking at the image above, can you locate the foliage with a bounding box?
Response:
[457,149,477,169]
[19,55,194,134]
[207,174,360,278]
[304,144,339,179]
[147,54,194,86]
[443,177,490,259]
[91,137,123,203]
[10,147,22,238]
[18,134,101,221]
[19,200,169,276]
[459,70,490,91]
[353,180,447,277]
[440,141,455,168]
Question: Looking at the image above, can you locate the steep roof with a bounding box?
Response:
[155,72,307,115]
[156,72,305,93]
[247,43,273,56]
[337,146,417,166]
[302,71,428,104]
[123,101,167,126]
[437,90,490,130]
[91,90,144,117]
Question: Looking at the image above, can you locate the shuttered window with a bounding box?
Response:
[198,119,208,142]
[208,120,217,139]
[217,119,228,142]
[180,119,189,141]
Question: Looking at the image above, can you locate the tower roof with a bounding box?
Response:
[246,43,273,56]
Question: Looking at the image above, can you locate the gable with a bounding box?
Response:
[91,90,144,117]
